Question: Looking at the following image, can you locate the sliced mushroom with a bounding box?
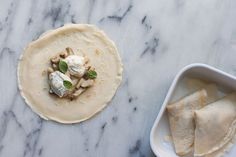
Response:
[59,51,68,58]
[72,88,85,97]
[76,78,85,89]
[66,47,74,55]
[51,56,60,63]
[47,67,54,74]
[52,63,58,70]
[81,79,94,88]
[85,65,91,71]
[90,67,95,71]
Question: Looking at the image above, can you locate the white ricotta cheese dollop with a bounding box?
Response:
[64,55,86,77]
[49,71,72,97]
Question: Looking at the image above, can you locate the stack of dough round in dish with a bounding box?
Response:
[18,24,123,124]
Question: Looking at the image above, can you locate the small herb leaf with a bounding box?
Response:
[59,60,68,73]
[85,70,97,79]
[63,80,72,89]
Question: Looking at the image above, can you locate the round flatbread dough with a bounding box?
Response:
[18,24,123,124]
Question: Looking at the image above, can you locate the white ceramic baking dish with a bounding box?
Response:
[150,63,236,157]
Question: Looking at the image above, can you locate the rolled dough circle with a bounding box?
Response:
[18,24,123,124]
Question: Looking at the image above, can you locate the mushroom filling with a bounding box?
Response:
[47,47,97,100]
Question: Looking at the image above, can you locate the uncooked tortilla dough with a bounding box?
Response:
[18,24,123,123]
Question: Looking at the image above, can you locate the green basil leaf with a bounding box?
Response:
[85,70,97,79]
[63,80,72,89]
[59,60,68,73]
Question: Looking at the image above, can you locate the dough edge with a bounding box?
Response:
[194,115,236,157]
[17,24,123,124]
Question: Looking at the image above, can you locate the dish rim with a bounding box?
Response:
[149,63,236,156]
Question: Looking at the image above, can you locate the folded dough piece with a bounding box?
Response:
[167,84,218,156]
[194,92,236,157]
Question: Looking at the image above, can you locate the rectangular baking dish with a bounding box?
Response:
[150,63,236,157]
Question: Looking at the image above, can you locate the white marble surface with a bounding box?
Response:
[1,0,236,157]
